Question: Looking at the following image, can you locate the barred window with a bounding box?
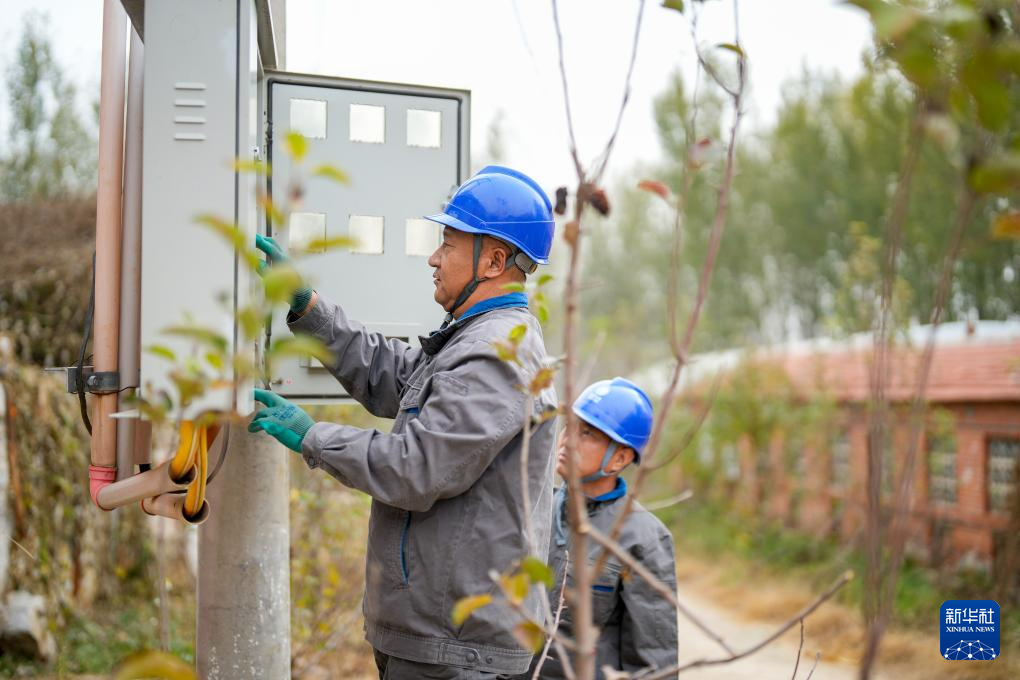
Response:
[831,431,851,489]
[927,431,957,506]
[988,437,1019,514]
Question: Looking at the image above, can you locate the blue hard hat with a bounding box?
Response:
[573,378,654,462]
[425,165,554,265]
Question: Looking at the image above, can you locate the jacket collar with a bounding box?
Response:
[420,292,529,356]
[553,478,628,547]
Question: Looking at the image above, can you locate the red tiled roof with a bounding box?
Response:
[772,340,1020,403]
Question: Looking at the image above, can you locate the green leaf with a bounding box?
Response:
[962,52,1010,131]
[512,621,546,653]
[114,649,197,680]
[970,154,1020,194]
[661,0,683,13]
[146,345,176,362]
[204,352,225,371]
[195,214,245,249]
[301,236,357,253]
[521,556,555,588]
[535,304,549,325]
[536,273,553,286]
[261,265,305,304]
[501,573,531,605]
[233,158,271,175]
[992,212,1020,240]
[195,214,263,271]
[892,41,940,90]
[285,131,308,162]
[267,334,333,367]
[996,42,1020,78]
[492,339,520,364]
[237,305,265,341]
[233,353,258,380]
[256,191,286,226]
[509,324,528,344]
[528,367,556,396]
[715,43,744,58]
[870,4,923,42]
[162,325,229,354]
[451,594,493,626]
[311,163,350,184]
[501,282,526,293]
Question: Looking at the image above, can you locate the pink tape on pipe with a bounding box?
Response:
[89,465,118,510]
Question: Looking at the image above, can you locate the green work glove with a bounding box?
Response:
[249,388,315,453]
[255,234,313,313]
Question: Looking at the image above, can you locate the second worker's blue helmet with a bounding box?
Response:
[573,378,654,464]
[425,165,555,268]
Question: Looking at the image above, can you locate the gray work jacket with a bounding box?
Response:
[289,294,558,676]
[528,489,679,679]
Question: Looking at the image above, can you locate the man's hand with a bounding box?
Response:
[249,388,316,453]
[255,234,313,313]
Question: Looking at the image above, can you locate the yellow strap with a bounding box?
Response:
[169,421,198,480]
[183,425,209,518]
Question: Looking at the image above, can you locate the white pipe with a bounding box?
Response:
[90,0,127,492]
[96,460,195,510]
[142,494,210,525]
[117,27,144,481]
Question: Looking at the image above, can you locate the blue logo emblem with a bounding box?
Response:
[941,600,1000,660]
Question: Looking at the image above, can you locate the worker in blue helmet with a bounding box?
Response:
[519,378,679,679]
[252,166,559,679]
[425,164,555,328]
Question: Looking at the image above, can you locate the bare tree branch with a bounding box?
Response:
[551,0,583,178]
[591,0,747,601]
[804,652,821,680]
[634,571,853,680]
[521,394,537,555]
[641,490,693,512]
[861,183,980,677]
[649,374,721,471]
[586,525,735,656]
[592,0,648,183]
[533,558,572,680]
[791,619,805,680]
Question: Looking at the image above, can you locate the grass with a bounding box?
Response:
[662,499,1020,678]
[0,587,196,678]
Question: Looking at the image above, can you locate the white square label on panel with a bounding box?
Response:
[349,215,385,254]
[406,218,439,256]
[349,104,385,143]
[289,212,327,253]
[406,109,441,148]
[290,98,327,139]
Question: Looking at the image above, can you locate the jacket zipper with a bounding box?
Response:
[400,511,411,584]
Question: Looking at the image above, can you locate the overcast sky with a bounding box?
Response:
[1,0,873,192]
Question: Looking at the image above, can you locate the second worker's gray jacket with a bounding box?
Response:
[289,293,558,676]
[524,481,679,679]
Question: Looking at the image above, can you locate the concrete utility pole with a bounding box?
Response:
[193,1,290,676]
[197,427,291,679]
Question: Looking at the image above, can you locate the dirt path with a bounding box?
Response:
[674,582,880,680]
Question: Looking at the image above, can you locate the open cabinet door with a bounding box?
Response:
[264,71,470,401]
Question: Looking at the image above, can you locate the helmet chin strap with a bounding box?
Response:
[444,234,486,327]
[444,235,531,327]
[581,441,619,483]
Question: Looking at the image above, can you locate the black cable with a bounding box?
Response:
[77,252,96,435]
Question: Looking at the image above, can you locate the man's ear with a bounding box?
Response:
[609,446,636,474]
[483,241,511,279]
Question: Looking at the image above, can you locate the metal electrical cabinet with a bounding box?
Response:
[135,0,470,412]
[138,0,261,418]
[264,73,470,401]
